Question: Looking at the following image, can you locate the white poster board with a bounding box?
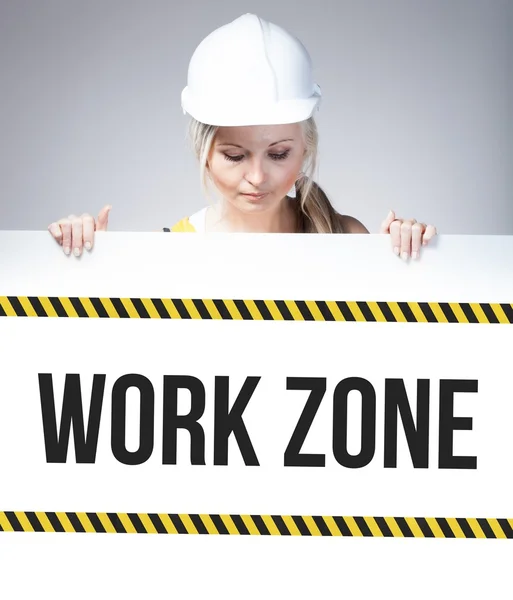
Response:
[0,231,512,599]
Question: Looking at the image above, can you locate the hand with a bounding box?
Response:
[380,210,437,260]
[47,205,111,256]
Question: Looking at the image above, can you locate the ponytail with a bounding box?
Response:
[296,116,344,233]
[295,176,344,233]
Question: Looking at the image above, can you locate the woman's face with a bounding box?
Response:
[208,123,306,214]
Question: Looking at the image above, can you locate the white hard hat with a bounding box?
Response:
[181,13,322,126]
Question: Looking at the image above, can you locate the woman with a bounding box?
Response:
[48,13,437,259]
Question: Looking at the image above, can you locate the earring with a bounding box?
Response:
[287,172,304,198]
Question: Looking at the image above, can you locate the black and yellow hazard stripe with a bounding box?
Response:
[0,512,512,538]
[0,296,512,323]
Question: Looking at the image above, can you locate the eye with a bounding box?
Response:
[269,151,290,161]
[222,150,291,163]
[223,154,244,163]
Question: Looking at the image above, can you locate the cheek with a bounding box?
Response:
[277,157,303,190]
[209,158,240,192]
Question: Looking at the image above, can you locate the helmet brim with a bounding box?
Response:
[181,85,321,127]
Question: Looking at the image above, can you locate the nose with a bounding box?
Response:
[244,157,267,187]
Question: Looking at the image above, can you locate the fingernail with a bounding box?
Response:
[73,247,81,257]
[393,246,400,256]
[412,251,418,260]
[64,247,71,255]
[401,251,409,261]
[84,241,91,250]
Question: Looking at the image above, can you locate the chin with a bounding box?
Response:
[241,193,286,213]
[235,195,277,213]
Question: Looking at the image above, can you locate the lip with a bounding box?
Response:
[241,192,268,199]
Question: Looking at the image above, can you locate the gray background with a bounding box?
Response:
[1,0,512,234]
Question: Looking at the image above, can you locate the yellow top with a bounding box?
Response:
[168,208,207,232]
[170,217,196,232]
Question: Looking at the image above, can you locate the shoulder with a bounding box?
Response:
[336,214,369,233]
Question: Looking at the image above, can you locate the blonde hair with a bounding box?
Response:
[187,116,344,233]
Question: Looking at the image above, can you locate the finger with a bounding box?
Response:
[389,219,402,255]
[58,219,72,255]
[379,210,396,233]
[400,220,413,260]
[96,204,112,231]
[422,224,437,245]
[71,217,83,257]
[81,214,95,250]
[48,222,63,245]
[411,222,425,259]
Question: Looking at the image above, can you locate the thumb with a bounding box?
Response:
[380,209,396,233]
[96,205,112,231]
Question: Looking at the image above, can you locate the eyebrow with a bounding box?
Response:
[217,138,294,148]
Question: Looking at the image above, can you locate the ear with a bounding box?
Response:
[206,147,215,173]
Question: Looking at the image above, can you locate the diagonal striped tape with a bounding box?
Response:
[0,297,512,323]
[0,512,512,538]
